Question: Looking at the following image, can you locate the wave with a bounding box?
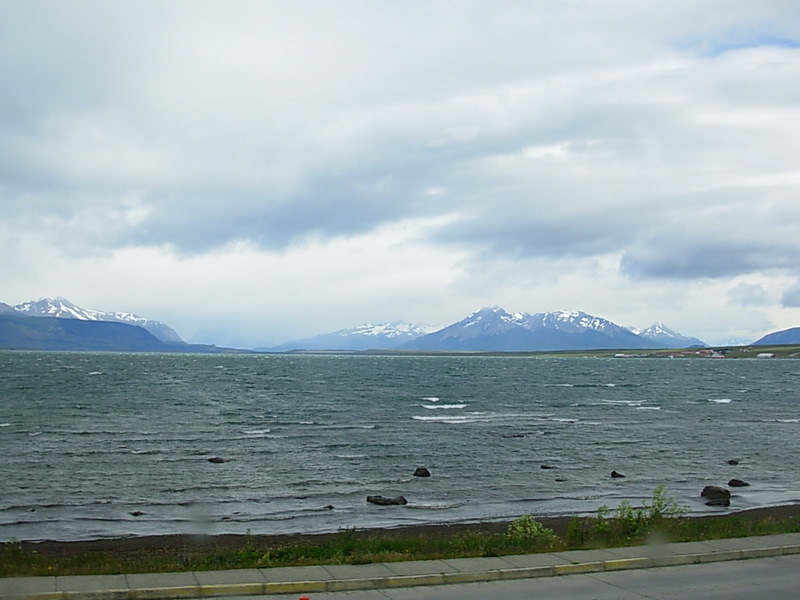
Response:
[405,502,463,510]
[421,396,440,402]
[708,398,732,404]
[421,404,467,410]
[412,414,490,424]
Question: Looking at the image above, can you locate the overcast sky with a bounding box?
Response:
[2,1,800,347]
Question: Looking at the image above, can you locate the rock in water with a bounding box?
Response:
[207,457,225,463]
[728,479,750,487]
[705,497,731,506]
[611,470,625,478]
[366,495,408,506]
[726,459,739,465]
[413,467,431,477]
[700,485,731,499]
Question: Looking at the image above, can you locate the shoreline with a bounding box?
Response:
[16,504,800,561]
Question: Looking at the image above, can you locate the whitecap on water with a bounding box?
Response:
[421,396,440,402]
[412,414,486,424]
[708,398,732,404]
[421,404,467,410]
[600,399,644,407]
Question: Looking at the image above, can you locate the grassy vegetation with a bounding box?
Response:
[2,486,799,578]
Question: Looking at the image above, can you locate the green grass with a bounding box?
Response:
[2,487,799,578]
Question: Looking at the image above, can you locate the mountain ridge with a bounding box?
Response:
[11,297,183,342]
[398,306,666,352]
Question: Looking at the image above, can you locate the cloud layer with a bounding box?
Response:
[2,1,800,346]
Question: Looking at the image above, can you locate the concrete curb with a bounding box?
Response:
[3,536,800,600]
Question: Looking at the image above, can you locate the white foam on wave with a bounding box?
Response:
[421,396,440,402]
[412,414,487,424]
[242,429,271,435]
[0,423,11,427]
[776,418,799,423]
[421,404,467,410]
[636,406,661,411]
[708,398,732,404]
[600,399,644,407]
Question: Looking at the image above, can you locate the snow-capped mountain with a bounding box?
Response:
[11,297,183,343]
[752,326,800,345]
[629,322,707,348]
[266,322,439,352]
[399,306,664,352]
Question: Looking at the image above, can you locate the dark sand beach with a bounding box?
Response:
[16,504,800,563]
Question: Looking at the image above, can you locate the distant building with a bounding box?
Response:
[756,353,776,359]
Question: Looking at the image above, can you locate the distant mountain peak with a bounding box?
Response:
[266,320,438,352]
[629,322,707,348]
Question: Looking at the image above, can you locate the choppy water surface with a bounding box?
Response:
[1,351,798,541]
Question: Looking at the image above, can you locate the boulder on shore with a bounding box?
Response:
[366,495,408,506]
[728,479,750,487]
[705,497,731,507]
[413,467,431,477]
[700,485,731,500]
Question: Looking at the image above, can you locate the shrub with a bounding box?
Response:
[506,515,559,548]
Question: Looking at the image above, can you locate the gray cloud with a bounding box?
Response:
[2,1,800,345]
[729,282,768,307]
[782,280,800,307]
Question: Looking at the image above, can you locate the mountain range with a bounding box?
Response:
[395,306,703,352]
[0,297,235,353]
[4,297,799,353]
[8,297,182,342]
[269,306,708,352]
[263,322,439,352]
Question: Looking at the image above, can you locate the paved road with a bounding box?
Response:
[255,554,800,599]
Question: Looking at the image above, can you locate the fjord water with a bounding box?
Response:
[1,351,798,542]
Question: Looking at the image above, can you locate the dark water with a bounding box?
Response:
[1,351,798,542]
